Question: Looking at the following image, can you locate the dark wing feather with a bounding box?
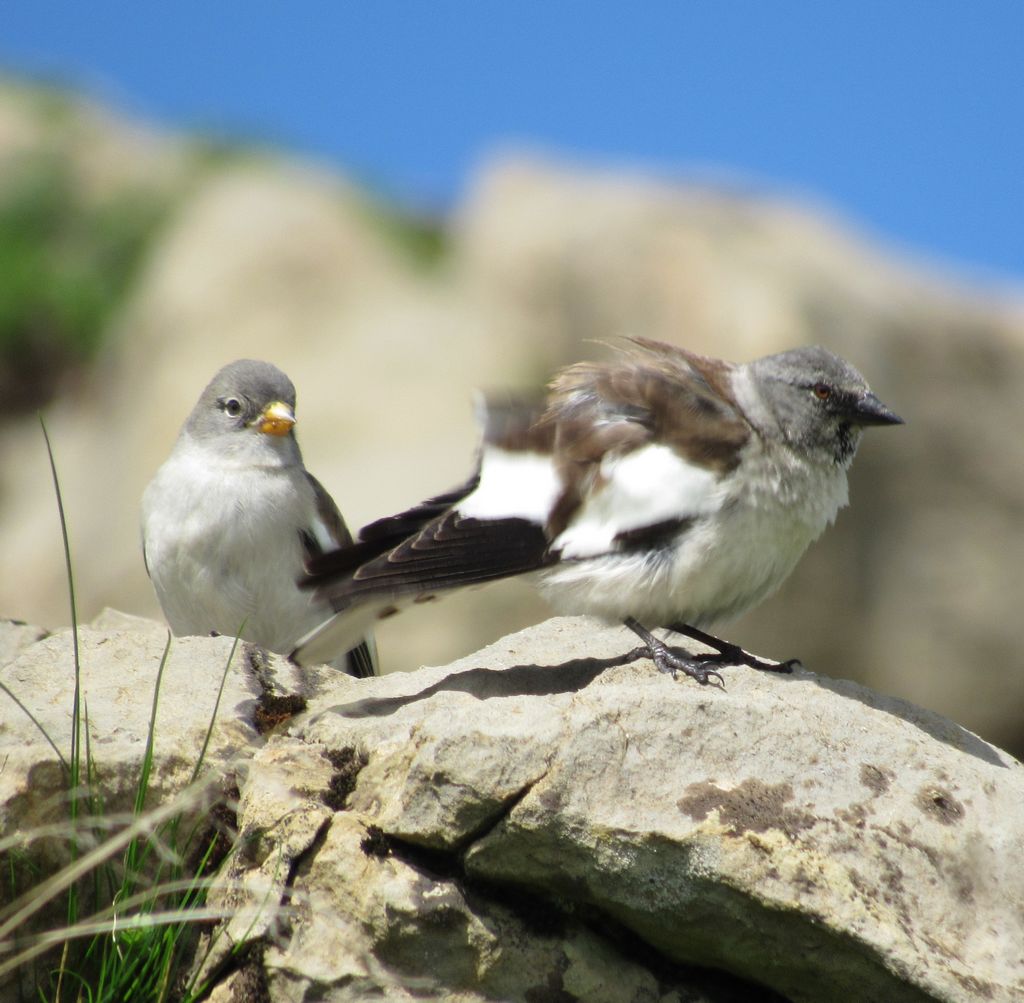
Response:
[299,472,361,570]
[613,516,695,553]
[303,534,408,582]
[298,395,547,597]
[478,391,553,452]
[310,512,551,610]
[300,471,482,583]
[358,471,481,543]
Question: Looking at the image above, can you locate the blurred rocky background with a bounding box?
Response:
[1,78,1022,757]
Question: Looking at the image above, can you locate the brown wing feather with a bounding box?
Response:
[535,338,750,538]
[545,338,750,474]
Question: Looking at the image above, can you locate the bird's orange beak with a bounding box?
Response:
[257,400,296,437]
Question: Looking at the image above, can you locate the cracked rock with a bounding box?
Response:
[211,615,1024,1002]
[4,612,1023,1001]
[217,761,724,1002]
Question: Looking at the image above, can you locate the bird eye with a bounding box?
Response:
[222,397,243,417]
[812,383,832,401]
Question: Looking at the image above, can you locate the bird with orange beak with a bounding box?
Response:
[141,359,376,677]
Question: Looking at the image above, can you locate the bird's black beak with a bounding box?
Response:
[850,392,904,427]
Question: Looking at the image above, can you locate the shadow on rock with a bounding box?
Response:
[315,651,641,720]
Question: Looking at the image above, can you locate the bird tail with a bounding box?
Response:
[293,604,391,669]
[340,636,378,678]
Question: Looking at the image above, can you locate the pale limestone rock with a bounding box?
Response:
[210,616,1022,1003]
[4,613,1022,1000]
[0,611,291,850]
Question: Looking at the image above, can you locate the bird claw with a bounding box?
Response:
[622,641,724,686]
[651,647,726,688]
[624,618,794,687]
[661,622,801,677]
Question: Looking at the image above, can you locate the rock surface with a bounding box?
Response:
[3,612,1022,1000]
[197,616,1023,1003]
[0,609,329,860]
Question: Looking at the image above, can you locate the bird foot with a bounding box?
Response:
[624,618,798,685]
[622,639,725,687]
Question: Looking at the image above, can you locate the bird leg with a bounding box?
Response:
[623,617,725,686]
[665,621,799,674]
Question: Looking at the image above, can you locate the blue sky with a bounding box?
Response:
[3,2,1022,282]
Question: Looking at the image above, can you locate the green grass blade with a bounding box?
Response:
[189,632,239,786]
[38,415,81,782]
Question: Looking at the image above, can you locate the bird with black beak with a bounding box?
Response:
[291,339,901,684]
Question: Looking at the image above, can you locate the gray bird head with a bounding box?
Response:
[743,346,903,466]
[182,359,303,466]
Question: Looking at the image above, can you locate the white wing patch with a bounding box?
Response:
[456,447,561,523]
[554,444,722,559]
[307,512,338,553]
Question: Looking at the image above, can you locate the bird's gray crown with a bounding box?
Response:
[182,359,300,460]
[186,359,294,429]
[752,345,868,396]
